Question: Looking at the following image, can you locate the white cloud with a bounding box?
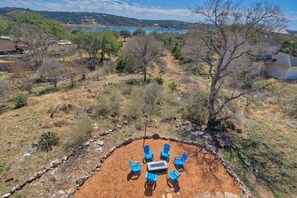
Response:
[0,0,199,22]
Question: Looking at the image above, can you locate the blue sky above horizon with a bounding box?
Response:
[1,0,297,29]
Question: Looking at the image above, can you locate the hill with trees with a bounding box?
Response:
[0,7,193,29]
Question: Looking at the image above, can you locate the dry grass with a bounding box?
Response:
[0,51,296,197]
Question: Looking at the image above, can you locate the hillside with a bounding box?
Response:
[0,7,193,29]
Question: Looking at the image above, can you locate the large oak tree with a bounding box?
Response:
[185,0,286,128]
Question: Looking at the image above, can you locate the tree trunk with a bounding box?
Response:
[207,77,218,129]
[143,66,147,83]
[70,77,74,87]
[53,80,57,90]
[100,52,104,64]
[81,73,86,80]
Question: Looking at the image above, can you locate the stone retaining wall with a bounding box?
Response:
[1,132,252,198]
[1,128,116,198]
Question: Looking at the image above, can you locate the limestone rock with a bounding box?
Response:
[2,193,11,198]
[50,159,61,168]
[67,187,76,195]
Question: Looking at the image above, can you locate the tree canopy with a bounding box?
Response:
[132,28,146,37]
[121,35,165,82]
[7,12,69,39]
[186,0,286,128]
[74,30,121,63]
[119,30,131,41]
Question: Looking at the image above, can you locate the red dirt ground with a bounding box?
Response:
[75,139,241,198]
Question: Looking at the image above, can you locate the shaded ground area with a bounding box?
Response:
[75,139,241,198]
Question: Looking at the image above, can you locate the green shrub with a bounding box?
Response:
[65,115,93,148]
[216,120,236,132]
[144,78,151,84]
[153,76,164,85]
[37,132,59,152]
[216,123,228,132]
[168,81,178,92]
[125,79,141,85]
[116,56,126,72]
[13,92,28,108]
[60,103,73,112]
[236,128,243,133]
[171,43,183,60]
[224,120,236,131]
[182,92,208,127]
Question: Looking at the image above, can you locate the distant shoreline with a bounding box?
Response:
[64,24,187,31]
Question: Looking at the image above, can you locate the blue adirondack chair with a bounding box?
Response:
[143,145,154,162]
[160,144,170,161]
[146,172,158,184]
[129,161,141,174]
[174,153,187,168]
[168,169,181,182]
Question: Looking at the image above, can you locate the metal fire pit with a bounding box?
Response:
[147,160,168,172]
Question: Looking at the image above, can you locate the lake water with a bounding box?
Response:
[69,26,187,34]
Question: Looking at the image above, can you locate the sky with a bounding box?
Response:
[0,0,297,29]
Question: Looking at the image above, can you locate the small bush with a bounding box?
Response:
[161,92,181,121]
[121,85,133,96]
[224,120,236,131]
[0,80,11,97]
[145,78,152,84]
[13,92,28,108]
[95,96,111,117]
[236,128,243,133]
[143,83,163,115]
[216,123,227,132]
[37,132,59,152]
[95,91,122,118]
[60,103,73,112]
[216,120,236,132]
[102,60,116,74]
[134,119,144,131]
[153,76,164,85]
[182,92,208,127]
[65,115,93,148]
[168,81,178,92]
[109,91,122,115]
[125,98,142,120]
[116,56,126,72]
[171,43,183,60]
[125,79,141,85]
[287,96,297,118]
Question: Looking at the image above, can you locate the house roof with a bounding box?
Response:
[273,52,297,67]
[0,36,13,40]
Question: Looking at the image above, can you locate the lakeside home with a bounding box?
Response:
[264,52,297,80]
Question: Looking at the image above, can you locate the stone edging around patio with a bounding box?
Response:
[70,134,252,198]
[1,128,116,198]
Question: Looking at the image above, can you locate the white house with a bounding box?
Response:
[264,52,297,80]
[0,36,16,53]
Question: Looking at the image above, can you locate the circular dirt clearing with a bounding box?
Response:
[75,139,241,197]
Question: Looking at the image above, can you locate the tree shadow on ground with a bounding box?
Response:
[181,143,223,187]
[202,130,295,197]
